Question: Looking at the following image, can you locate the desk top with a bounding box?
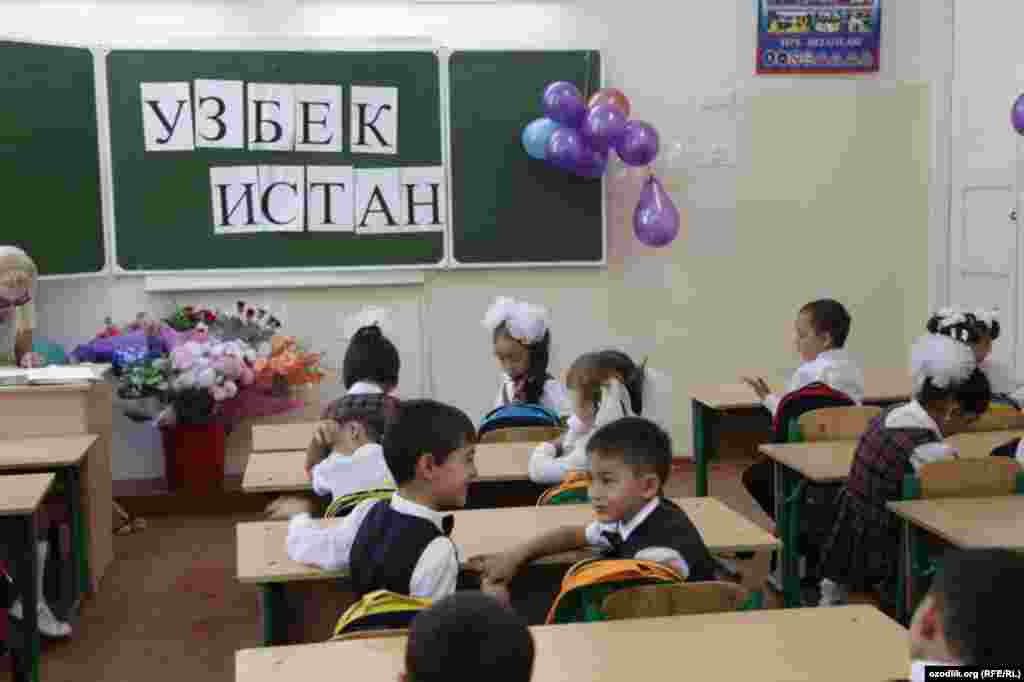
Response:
[887,496,1024,549]
[235,605,906,682]
[242,441,538,494]
[252,422,317,452]
[0,473,56,516]
[758,429,1024,483]
[236,496,780,584]
[0,434,97,471]
[690,368,911,410]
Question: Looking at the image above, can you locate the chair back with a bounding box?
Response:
[963,408,1024,433]
[904,458,1021,500]
[601,581,748,621]
[480,426,563,444]
[797,405,882,442]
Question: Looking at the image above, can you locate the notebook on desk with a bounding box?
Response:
[0,365,105,386]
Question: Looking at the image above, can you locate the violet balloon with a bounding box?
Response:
[634,175,680,247]
[543,81,586,129]
[546,127,584,171]
[616,121,660,167]
[583,103,628,152]
[1013,94,1024,135]
[574,143,609,178]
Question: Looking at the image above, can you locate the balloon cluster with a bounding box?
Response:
[522,82,681,248]
[1013,94,1024,136]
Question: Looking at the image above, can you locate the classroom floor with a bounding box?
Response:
[2,457,772,682]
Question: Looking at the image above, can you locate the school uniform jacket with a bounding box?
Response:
[586,498,716,582]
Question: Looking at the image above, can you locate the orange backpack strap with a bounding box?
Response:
[545,559,686,623]
[537,471,592,505]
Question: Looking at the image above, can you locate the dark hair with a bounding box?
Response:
[321,393,401,442]
[927,312,1001,344]
[800,299,852,348]
[917,368,991,416]
[587,416,672,487]
[928,548,1024,663]
[406,592,535,682]
[493,322,552,405]
[566,350,646,415]
[382,399,476,485]
[342,325,400,390]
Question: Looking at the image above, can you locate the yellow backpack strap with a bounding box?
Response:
[332,590,432,639]
[324,488,396,519]
[537,471,591,506]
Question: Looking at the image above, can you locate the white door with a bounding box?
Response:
[950,0,1024,379]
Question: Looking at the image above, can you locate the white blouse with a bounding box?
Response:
[310,442,395,500]
[763,348,865,416]
[885,400,958,471]
[493,375,571,416]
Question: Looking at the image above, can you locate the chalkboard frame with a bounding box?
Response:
[447,49,606,270]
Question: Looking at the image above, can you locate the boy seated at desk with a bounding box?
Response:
[285,399,498,600]
[403,592,535,682]
[266,393,400,520]
[476,417,717,586]
[905,548,1024,681]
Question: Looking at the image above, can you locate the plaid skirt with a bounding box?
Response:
[820,487,901,593]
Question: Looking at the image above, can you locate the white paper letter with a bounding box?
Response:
[306,166,354,232]
[210,166,259,233]
[355,169,401,233]
[350,86,398,155]
[258,166,305,232]
[248,83,295,151]
[399,167,445,232]
[294,85,343,153]
[194,79,243,149]
[140,82,194,151]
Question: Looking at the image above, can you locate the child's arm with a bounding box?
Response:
[476,525,587,585]
[528,442,586,484]
[304,420,339,478]
[285,499,374,570]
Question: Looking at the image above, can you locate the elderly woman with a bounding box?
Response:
[0,246,44,368]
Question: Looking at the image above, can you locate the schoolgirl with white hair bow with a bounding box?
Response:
[482,297,570,415]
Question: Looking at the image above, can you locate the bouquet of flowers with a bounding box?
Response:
[252,335,324,392]
[208,301,281,347]
[164,305,218,332]
[118,357,170,400]
[157,338,257,426]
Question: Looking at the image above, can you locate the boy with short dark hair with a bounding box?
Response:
[402,592,535,682]
[286,399,478,599]
[478,417,716,585]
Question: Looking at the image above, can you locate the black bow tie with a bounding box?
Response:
[442,515,454,537]
[602,529,624,553]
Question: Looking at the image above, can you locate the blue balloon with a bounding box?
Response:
[522,117,561,160]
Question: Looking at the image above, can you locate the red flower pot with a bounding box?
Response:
[160,423,226,492]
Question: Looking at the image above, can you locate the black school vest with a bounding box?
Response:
[349,500,452,596]
[603,499,717,582]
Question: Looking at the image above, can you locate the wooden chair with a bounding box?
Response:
[479,426,563,444]
[796,405,882,442]
[963,407,1024,434]
[601,581,749,621]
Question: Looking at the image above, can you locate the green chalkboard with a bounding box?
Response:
[0,41,104,275]
[449,51,603,266]
[106,50,443,271]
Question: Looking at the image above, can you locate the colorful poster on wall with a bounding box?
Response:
[756,0,881,75]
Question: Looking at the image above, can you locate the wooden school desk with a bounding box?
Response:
[888,496,1024,621]
[690,368,911,497]
[0,472,56,682]
[0,381,113,593]
[235,605,907,682]
[236,497,779,645]
[757,429,1024,607]
[252,422,315,452]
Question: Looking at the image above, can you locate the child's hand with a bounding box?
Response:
[741,377,772,400]
[481,577,512,608]
[470,551,525,585]
[266,496,316,520]
[311,420,341,451]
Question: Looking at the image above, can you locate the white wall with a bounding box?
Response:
[5,0,953,478]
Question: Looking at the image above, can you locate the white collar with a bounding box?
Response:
[348,381,385,396]
[615,497,661,542]
[886,400,944,438]
[389,492,452,534]
[911,660,960,682]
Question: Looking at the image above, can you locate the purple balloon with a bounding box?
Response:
[543,81,586,129]
[1013,94,1024,135]
[574,142,609,178]
[546,127,584,171]
[616,121,660,167]
[582,103,628,152]
[634,175,680,248]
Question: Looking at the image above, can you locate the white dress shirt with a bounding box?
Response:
[885,400,958,471]
[584,497,689,578]
[347,381,385,396]
[286,493,460,600]
[493,375,571,416]
[310,442,396,499]
[762,348,866,416]
[528,379,633,484]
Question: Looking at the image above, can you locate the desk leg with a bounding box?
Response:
[63,466,84,606]
[261,584,286,646]
[899,520,917,626]
[692,401,717,498]
[14,516,40,682]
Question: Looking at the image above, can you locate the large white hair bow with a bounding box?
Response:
[343,307,393,341]
[482,296,548,345]
[910,333,977,395]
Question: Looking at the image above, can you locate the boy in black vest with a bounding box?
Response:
[476,417,716,586]
[286,399,478,599]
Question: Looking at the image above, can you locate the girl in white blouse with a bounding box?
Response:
[482,296,569,416]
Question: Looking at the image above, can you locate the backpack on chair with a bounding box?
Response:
[545,558,686,624]
[324,489,396,519]
[537,470,591,506]
[478,404,561,438]
[331,590,432,641]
